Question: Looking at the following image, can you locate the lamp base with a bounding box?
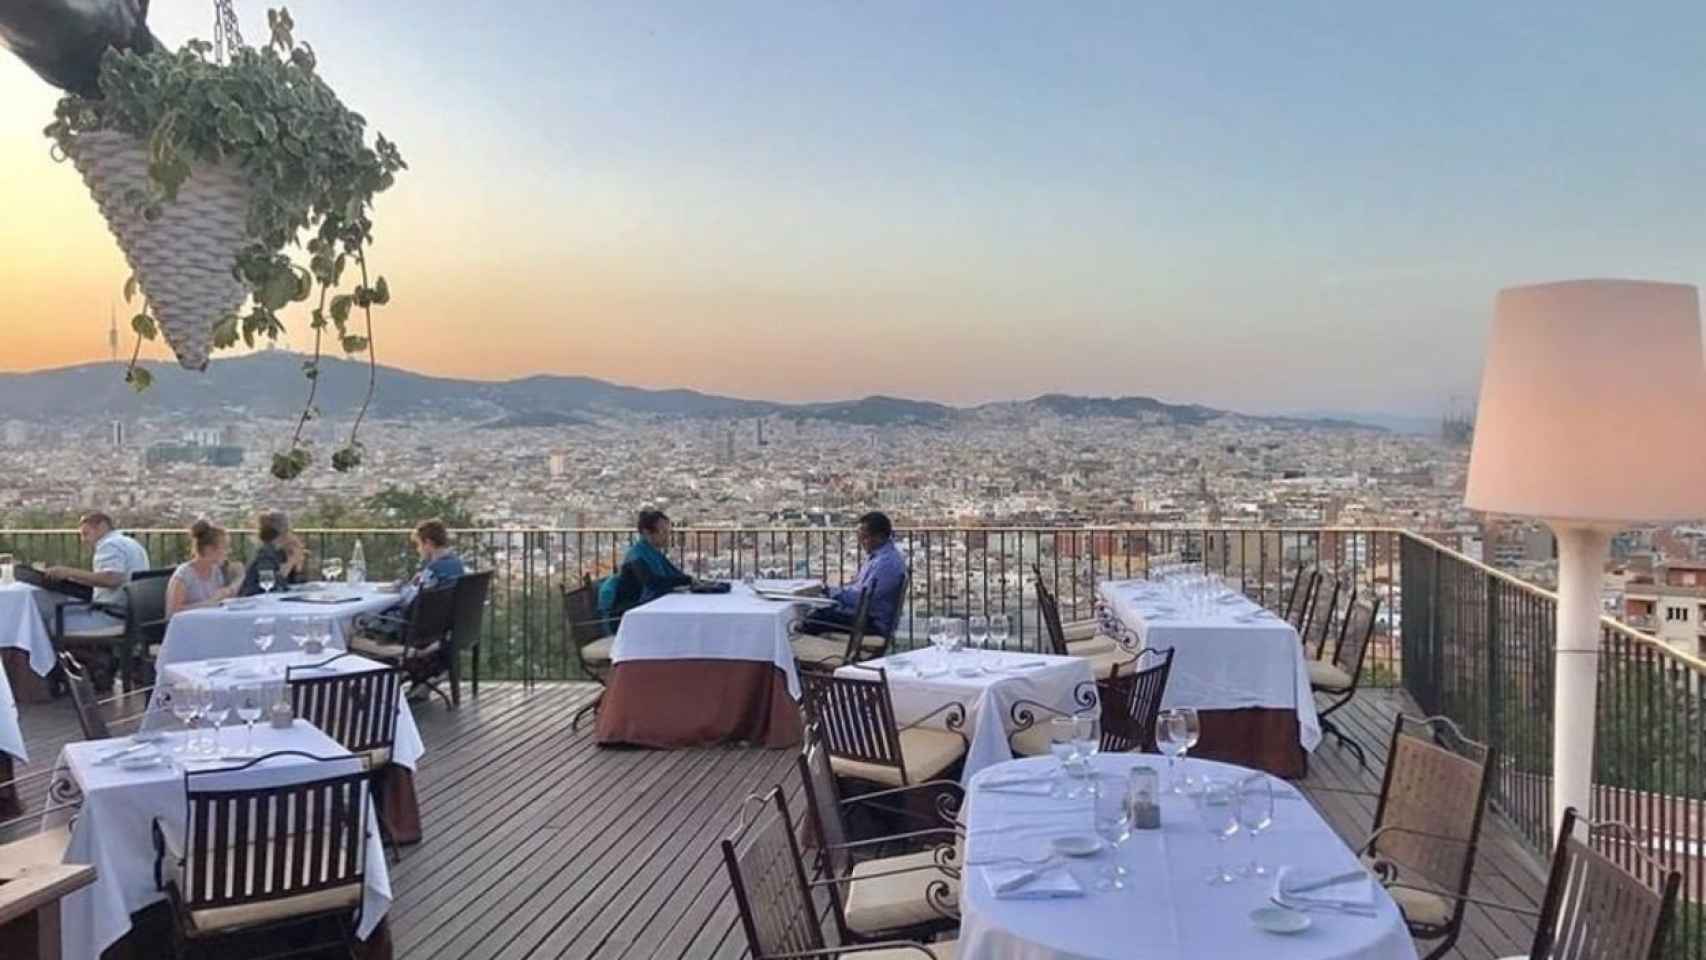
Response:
[1547,521,1614,836]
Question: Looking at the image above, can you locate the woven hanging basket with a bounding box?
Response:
[65,129,252,371]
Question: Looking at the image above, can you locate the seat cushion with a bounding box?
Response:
[1082,648,1133,680]
[1386,883,1455,928]
[166,835,363,933]
[0,827,71,880]
[1060,619,1101,642]
[581,636,614,663]
[1066,635,1118,656]
[862,940,958,960]
[62,624,126,640]
[1010,723,1052,758]
[1308,660,1353,690]
[831,727,966,788]
[793,635,852,666]
[845,849,960,934]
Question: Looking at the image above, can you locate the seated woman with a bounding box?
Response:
[165,519,241,617]
[598,509,692,628]
[238,509,308,596]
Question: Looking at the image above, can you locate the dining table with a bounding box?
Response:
[1097,578,1319,777]
[957,753,1418,960]
[54,721,393,960]
[156,581,401,667]
[0,580,61,703]
[835,648,1096,787]
[595,579,819,748]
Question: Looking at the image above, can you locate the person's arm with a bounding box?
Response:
[42,565,125,589]
[165,575,189,618]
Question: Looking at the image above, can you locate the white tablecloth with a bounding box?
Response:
[612,583,810,698]
[959,754,1418,960]
[57,721,392,960]
[158,584,399,667]
[0,656,20,763]
[837,650,1096,787]
[0,581,57,676]
[147,651,426,770]
[1098,580,1322,752]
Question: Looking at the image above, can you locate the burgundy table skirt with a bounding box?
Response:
[596,660,803,749]
[3,648,51,705]
[1187,706,1307,780]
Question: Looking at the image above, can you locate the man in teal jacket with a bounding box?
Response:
[598,509,692,626]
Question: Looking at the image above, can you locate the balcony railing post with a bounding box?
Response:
[1487,575,1503,755]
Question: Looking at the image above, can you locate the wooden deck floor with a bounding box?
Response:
[7,682,1543,959]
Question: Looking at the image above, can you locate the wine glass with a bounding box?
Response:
[1196,778,1242,885]
[945,618,966,652]
[927,616,946,663]
[235,684,264,757]
[204,686,232,756]
[1047,716,1079,797]
[311,616,334,652]
[252,616,275,656]
[990,613,1011,650]
[323,556,344,584]
[1092,776,1133,890]
[1238,773,1275,878]
[166,683,196,753]
[1177,707,1201,792]
[968,615,989,648]
[187,684,213,756]
[257,567,277,594]
[1157,708,1190,794]
[288,616,310,654]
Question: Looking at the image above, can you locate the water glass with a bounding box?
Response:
[1195,778,1242,885]
[166,683,196,752]
[1157,708,1194,794]
[968,615,989,648]
[0,553,13,584]
[1092,778,1133,890]
[205,687,232,756]
[927,616,947,662]
[288,616,310,652]
[312,616,335,651]
[252,616,276,656]
[257,567,277,594]
[945,618,966,652]
[989,613,1011,649]
[235,684,264,757]
[323,557,344,583]
[1238,773,1275,878]
[1048,717,1079,795]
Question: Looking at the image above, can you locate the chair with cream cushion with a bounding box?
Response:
[792,587,873,672]
[1308,593,1380,767]
[1032,575,1135,679]
[562,576,614,729]
[152,751,376,958]
[286,661,405,846]
[796,725,960,944]
[1009,647,1173,757]
[800,669,967,789]
[1282,564,1322,632]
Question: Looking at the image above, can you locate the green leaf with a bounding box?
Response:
[329,294,353,325]
[212,314,240,348]
[371,276,390,305]
[130,313,157,339]
[123,275,138,304]
[340,335,368,353]
[126,367,153,392]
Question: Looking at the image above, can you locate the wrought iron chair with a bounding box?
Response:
[1355,714,1494,960]
[50,566,172,694]
[795,724,960,944]
[1492,806,1682,960]
[349,581,458,708]
[721,787,957,960]
[562,575,613,730]
[447,569,493,706]
[1283,564,1321,631]
[1308,592,1381,766]
[286,662,404,772]
[1008,647,1174,756]
[1030,564,1120,655]
[151,751,376,959]
[1034,575,1131,678]
[792,586,873,672]
[1299,573,1342,659]
[799,668,967,789]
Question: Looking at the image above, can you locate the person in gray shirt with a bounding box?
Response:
[40,511,150,631]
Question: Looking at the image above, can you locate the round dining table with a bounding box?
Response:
[958,754,1419,960]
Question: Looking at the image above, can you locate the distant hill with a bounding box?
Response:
[0,352,1381,432]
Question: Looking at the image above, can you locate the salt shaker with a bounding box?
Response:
[1128,766,1162,829]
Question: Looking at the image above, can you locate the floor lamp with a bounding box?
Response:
[1465,279,1706,834]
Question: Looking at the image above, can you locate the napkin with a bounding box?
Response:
[986,864,1084,899]
[980,776,1054,797]
[1274,866,1375,909]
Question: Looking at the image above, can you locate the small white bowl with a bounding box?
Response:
[1050,835,1103,858]
[1250,906,1312,935]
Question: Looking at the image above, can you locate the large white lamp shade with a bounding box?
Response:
[1465,278,1706,834]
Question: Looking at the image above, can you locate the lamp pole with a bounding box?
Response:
[1547,521,1614,835]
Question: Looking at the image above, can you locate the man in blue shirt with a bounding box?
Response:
[598,510,693,627]
[801,512,906,639]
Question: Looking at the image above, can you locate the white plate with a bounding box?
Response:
[1050,835,1103,858]
[1250,906,1312,934]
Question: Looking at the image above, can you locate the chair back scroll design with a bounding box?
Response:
[286,665,404,760]
[1531,807,1682,960]
[799,669,908,784]
[1098,646,1174,753]
[721,788,827,959]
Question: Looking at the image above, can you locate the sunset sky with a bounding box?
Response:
[4,1,1706,414]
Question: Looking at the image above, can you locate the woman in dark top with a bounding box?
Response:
[239,510,308,596]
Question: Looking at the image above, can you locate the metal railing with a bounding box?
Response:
[1401,533,1704,958]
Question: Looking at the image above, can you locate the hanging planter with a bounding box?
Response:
[43,5,405,479]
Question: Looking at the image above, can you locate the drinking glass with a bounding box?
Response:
[0,552,14,584]
[1066,712,1098,798]
[205,686,232,756]
[235,684,264,757]
[1195,778,1242,885]
[927,617,947,663]
[968,615,989,648]
[945,618,966,652]
[1157,709,1190,794]
[166,683,196,753]
[288,616,310,653]
[1047,717,1079,796]
[990,614,1011,650]
[1238,773,1275,878]
[1177,707,1201,791]
[187,684,213,756]
[1092,775,1134,890]
[312,616,335,651]
[252,616,275,656]
[323,557,344,583]
[257,567,277,594]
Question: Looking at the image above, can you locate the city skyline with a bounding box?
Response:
[8,2,1706,415]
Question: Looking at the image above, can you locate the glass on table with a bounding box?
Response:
[945,618,966,652]
[257,566,277,594]
[204,686,232,756]
[322,556,344,583]
[1178,707,1201,791]
[287,616,311,653]
[968,615,989,648]
[1156,709,1190,794]
[165,682,197,753]
[234,684,265,757]
[1047,716,1080,796]
[1092,773,1134,890]
[311,616,335,652]
[1195,777,1242,885]
[0,552,14,584]
[1238,773,1275,878]
[989,613,1011,650]
[252,616,276,656]
[926,616,947,663]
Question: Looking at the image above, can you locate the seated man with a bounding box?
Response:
[238,509,308,596]
[794,512,905,663]
[353,519,465,641]
[598,509,692,629]
[37,511,151,690]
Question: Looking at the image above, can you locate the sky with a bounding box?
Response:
[4,1,1706,416]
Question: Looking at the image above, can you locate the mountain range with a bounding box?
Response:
[0,353,1381,431]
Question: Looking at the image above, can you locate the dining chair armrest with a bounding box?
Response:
[1380,878,1543,918]
[828,827,961,853]
[809,858,955,888]
[1006,697,1072,730]
[152,817,184,892]
[764,943,946,960]
[1358,824,1473,856]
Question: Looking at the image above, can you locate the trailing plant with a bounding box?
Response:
[43,7,404,480]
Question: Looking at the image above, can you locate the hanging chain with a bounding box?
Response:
[212,0,243,64]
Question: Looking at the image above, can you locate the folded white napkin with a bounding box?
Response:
[986,864,1084,899]
[1274,866,1375,908]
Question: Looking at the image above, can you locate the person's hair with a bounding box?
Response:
[637,510,670,535]
[189,518,226,555]
[857,511,893,540]
[256,510,289,543]
[78,511,115,530]
[413,518,450,549]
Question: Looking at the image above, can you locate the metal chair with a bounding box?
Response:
[1299,574,1342,659]
[1008,647,1174,756]
[1308,592,1381,767]
[721,786,956,960]
[1358,714,1494,960]
[1034,575,1131,678]
[562,576,612,730]
[1283,564,1321,631]
[448,569,493,706]
[152,751,375,959]
[794,724,960,944]
[799,669,967,789]
[286,663,404,772]
[791,587,873,671]
[349,581,458,708]
[51,566,172,694]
